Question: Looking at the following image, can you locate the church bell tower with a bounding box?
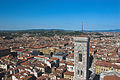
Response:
[73,35,90,80]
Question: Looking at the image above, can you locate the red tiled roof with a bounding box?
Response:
[104,75,120,80]
[77,35,89,37]
[60,60,65,63]
[37,75,50,80]
[50,58,59,60]
[64,70,74,76]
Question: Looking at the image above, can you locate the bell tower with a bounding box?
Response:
[73,35,90,80]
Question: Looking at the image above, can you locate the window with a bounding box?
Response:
[71,67,73,70]
[78,70,79,75]
[79,54,82,62]
[81,70,83,75]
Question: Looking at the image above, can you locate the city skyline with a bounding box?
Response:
[0,0,120,30]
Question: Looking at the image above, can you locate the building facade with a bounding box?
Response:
[73,35,90,80]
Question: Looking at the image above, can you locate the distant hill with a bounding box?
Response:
[89,29,120,32]
[0,29,120,32]
[0,29,73,32]
[26,29,65,31]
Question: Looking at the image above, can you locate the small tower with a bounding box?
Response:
[73,35,90,80]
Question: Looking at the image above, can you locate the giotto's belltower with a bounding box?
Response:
[73,35,90,80]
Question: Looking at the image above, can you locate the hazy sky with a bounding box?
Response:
[0,0,120,30]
